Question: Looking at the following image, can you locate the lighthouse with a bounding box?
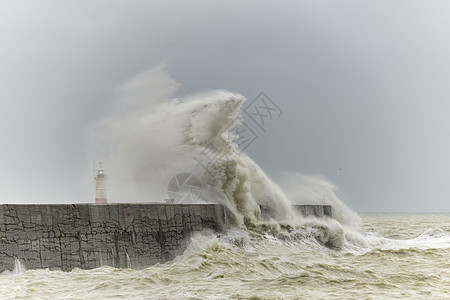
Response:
[94,162,107,204]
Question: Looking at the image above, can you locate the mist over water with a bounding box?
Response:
[279,172,361,228]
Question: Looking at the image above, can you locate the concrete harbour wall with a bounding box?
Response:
[0,204,225,272]
[259,204,332,219]
[294,204,332,218]
[0,203,331,272]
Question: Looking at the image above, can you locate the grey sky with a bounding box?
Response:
[1,1,450,212]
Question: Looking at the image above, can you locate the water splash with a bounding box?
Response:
[91,65,360,241]
[125,253,131,269]
[99,252,104,267]
[279,172,361,228]
[13,259,26,274]
[91,66,292,226]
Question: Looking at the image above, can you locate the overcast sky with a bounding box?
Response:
[1,0,450,212]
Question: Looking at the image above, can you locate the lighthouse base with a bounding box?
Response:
[95,198,107,204]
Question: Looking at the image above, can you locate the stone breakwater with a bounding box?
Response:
[0,204,331,272]
[0,204,226,272]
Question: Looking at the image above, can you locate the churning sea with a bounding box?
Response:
[2,214,450,300]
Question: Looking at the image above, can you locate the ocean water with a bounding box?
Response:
[2,214,450,300]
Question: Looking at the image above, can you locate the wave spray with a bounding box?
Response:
[91,65,358,247]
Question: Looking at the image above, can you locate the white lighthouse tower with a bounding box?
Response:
[94,162,107,204]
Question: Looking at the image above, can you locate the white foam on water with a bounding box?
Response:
[379,229,450,251]
[182,230,219,257]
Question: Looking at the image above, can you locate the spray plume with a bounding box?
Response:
[91,65,357,234]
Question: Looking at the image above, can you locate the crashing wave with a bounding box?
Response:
[91,65,359,248]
